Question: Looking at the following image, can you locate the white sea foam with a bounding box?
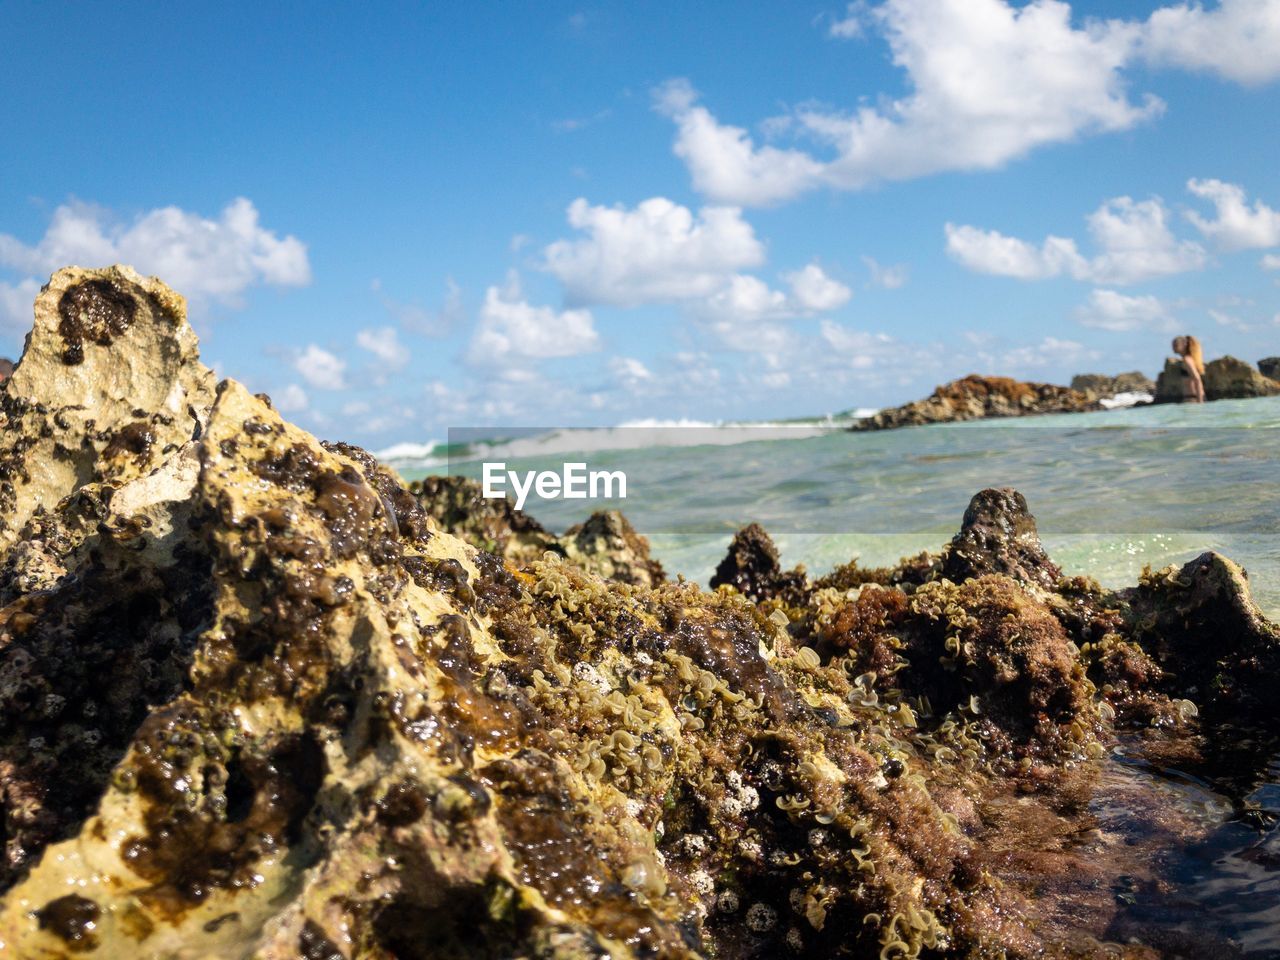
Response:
[1099,391,1154,410]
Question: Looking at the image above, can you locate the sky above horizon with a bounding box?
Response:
[3,0,1280,448]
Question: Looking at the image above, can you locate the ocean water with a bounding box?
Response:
[390,395,1280,617]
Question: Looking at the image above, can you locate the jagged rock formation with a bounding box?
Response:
[412,475,664,588]
[855,375,1099,431]
[1259,357,1280,381]
[1155,354,1280,402]
[1069,371,1155,399]
[0,269,1277,959]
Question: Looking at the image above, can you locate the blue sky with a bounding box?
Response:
[3,0,1280,447]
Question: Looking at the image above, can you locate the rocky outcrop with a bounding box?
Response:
[1155,354,1280,402]
[939,487,1062,591]
[1204,355,1280,399]
[1259,357,1280,381]
[412,475,664,588]
[855,375,1099,431]
[709,523,806,603]
[1,269,1278,958]
[1069,371,1155,399]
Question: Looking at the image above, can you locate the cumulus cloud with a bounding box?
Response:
[293,344,348,390]
[784,264,852,311]
[468,275,599,366]
[862,256,909,289]
[544,196,765,306]
[374,277,464,338]
[1185,178,1280,251]
[700,264,851,323]
[1074,289,1177,331]
[1140,0,1280,86]
[356,326,410,370]
[0,277,41,332]
[274,384,309,413]
[609,356,653,387]
[1263,253,1280,271]
[827,2,868,39]
[0,198,310,305]
[658,1,1158,204]
[662,0,1280,206]
[946,196,1205,285]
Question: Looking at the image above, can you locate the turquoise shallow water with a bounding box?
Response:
[396,396,1280,616]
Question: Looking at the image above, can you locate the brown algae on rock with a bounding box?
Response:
[0,270,1277,958]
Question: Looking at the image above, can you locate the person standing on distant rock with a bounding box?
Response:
[1172,336,1205,403]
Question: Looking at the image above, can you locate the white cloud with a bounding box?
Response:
[374,277,463,338]
[862,256,909,289]
[274,384,309,413]
[0,277,40,333]
[1075,289,1177,331]
[946,196,1205,284]
[997,335,1099,369]
[698,264,850,340]
[653,81,825,207]
[468,277,599,366]
[827,3,868,39]
[1209,308,1252,331]
[1140,0,1280,86]
[544,196,765,306]
[660,1,1280,206]
[293,344,348,390]
[356,326,410,370]
[1186,178,1280,251]
[1263,253,1280,270]
[784,263,852,311]
[0,198,310,304]
[657,1,1159,204]
[609,356,653,386]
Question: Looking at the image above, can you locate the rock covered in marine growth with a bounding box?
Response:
[1155,354,1280,402]
[2,269,1280,959]
[939,487,1062,591]
[855,375,1099,431]
[412,474,665,588]
[708,522,806,603]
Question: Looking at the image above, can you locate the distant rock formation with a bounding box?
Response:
[1258,356,1280,382]
[1069,371,1155,399]
[412,474,666,588]
[855,374,1098,431]
[1155,354,1280,402]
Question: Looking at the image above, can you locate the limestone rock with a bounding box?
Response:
[1259,356,1280,381]
[1203,355,1280,400]
[856,375,1099,431]
[0,266,215,557]
[1069,371,1155,398]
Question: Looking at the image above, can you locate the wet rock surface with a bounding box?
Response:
[0,269,1277,959]
[855,375,1100,431]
